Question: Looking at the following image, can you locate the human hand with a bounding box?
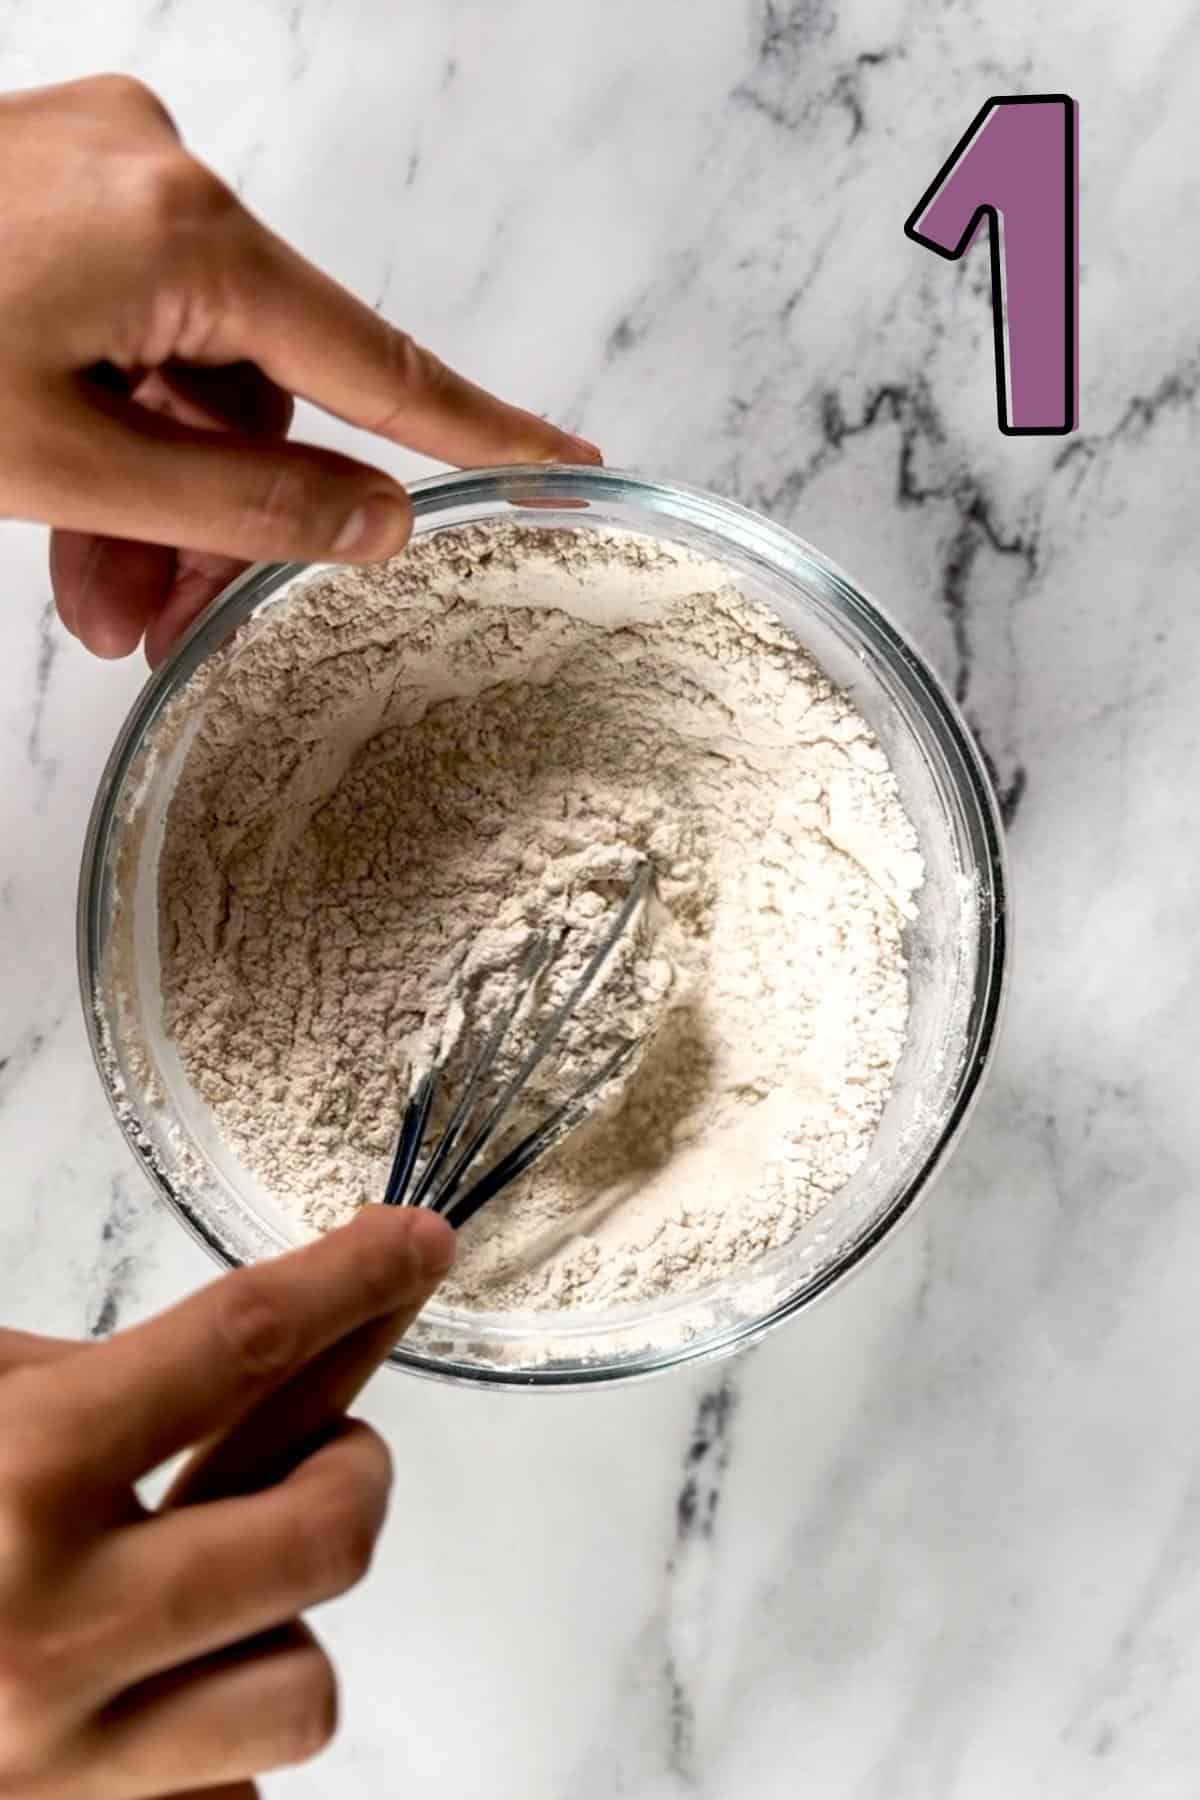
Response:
[0,75,600,666]
[0,1203,454,1798]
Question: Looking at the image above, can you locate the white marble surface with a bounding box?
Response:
[3,1,1200,1793]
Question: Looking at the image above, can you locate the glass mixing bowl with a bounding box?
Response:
[78,466,1007,1388]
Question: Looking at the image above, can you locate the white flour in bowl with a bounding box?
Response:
[157,524,923,1312]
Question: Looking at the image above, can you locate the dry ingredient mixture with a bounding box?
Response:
[157,525,923,1312]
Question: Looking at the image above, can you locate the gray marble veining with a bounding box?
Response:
[2,1,1198,1793]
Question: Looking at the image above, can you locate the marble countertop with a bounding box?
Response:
[4,2,1199,1793]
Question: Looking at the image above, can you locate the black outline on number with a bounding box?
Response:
[904,94,1078,437]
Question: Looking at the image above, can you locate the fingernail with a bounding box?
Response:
[562,434,604,465]
[407,1209,457,1278]
[333,492,410,556]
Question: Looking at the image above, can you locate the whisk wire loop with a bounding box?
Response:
[383,861,652,1223]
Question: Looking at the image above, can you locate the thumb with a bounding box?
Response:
[22,382,413,565]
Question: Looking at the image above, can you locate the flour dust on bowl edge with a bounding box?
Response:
[77,466,1007,1389]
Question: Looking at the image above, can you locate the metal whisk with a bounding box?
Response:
[383,861,653,1230]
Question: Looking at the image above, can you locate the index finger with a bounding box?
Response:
[12,1206,453,1497]
[223,221,601,470]
[163,1789,258,1799]
[162,1788,258,1799]
[0,1326,78,1377]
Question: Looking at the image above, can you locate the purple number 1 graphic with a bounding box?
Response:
[905,95,1078,435]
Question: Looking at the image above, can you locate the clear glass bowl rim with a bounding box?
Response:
[77,464,1009,1389]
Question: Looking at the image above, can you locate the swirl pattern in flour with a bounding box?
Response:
[157,525,923,1313]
